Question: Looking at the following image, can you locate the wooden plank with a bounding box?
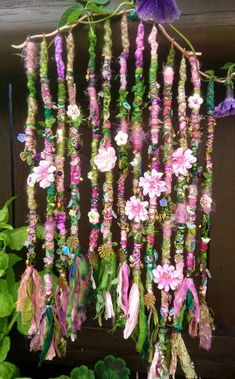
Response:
[0,0,234,33]
[0,82,12,207]
[9,327,235,378]
[0,0,234,80]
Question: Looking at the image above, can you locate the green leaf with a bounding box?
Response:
[58,3,84,27]
[86,3,106,14]
[0,336,10,363]
[17,313,30,336]
[8,226,28,251]
[71,366,95,379]
[0,225,13,231]
[0,198,16,226]
[0,253,9,278]
[0,318,9,336]
[94,355,130,379]
[67,9,84,24]
[220,62,235,71]
[48,376,69,379]
[0,362,20,379]
[0,232,10,249]
[0,280,14,317]
[6,271,18,302]
[77,0,109,4]
[7,254,22,269]
[36,225,44,240]
[205,69,215,76]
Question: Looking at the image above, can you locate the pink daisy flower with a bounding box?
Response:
[139,169,166,198]
[32,160,56,189]
[125,196,148,223]
[172,147,196,177]
[152,264,182,292]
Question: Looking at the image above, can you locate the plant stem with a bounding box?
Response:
[7,311,18,334]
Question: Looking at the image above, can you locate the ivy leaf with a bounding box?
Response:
[86,3,106,14]
[0,362,20,379]
[67,9,85,24]
[58,3,84,27]
[0,336,10,364]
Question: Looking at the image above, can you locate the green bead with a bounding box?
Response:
[129,10,138,21]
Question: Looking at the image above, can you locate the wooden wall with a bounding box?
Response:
[0,1,235,378]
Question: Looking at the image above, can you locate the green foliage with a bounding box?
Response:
[0,362,20,379]
[220,62,235,71]
[48,356,130,379]
[58,0,132,27]
[94,355,130,379]
[71,366,95,379]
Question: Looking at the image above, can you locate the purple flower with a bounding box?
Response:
[136,0,181,24]
[160,198,168,207]
[213,86,235,118]
[17,133,26,143]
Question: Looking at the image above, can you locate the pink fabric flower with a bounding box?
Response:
[139,169,166,198]
[94,146,117,172]
[125,196,148,222]
[172,147,196,177]
[163,66,174,85]
[32,160,56,189]
[152,264,182,292]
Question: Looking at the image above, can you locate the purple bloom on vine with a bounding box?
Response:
[160,198,168,207]
[212,86,235,118]
[136,0,181,24]
[17,133,26,142]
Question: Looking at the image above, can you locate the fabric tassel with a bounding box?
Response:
[66,255,90,339]
[117,262,130,317]
[148,343,169,379]
[55,275,69,336]
[123,282,140,339]
[17,265,45,334]
[199,300,213,350]
[105,291,115,320]
[136,0,181,23]
[38,304,55,365]
[174,277,200,331]
[170,332,197,379]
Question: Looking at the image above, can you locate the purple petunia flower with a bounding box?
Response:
[136,0,181,24]
[17,133,26,142]
[212,86,235,118]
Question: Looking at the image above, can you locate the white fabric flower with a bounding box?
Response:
[94,146,117,172]
[67,104,81,121]
[188,94,203,110]
[115,131,128,146]
[88,209,100,224]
